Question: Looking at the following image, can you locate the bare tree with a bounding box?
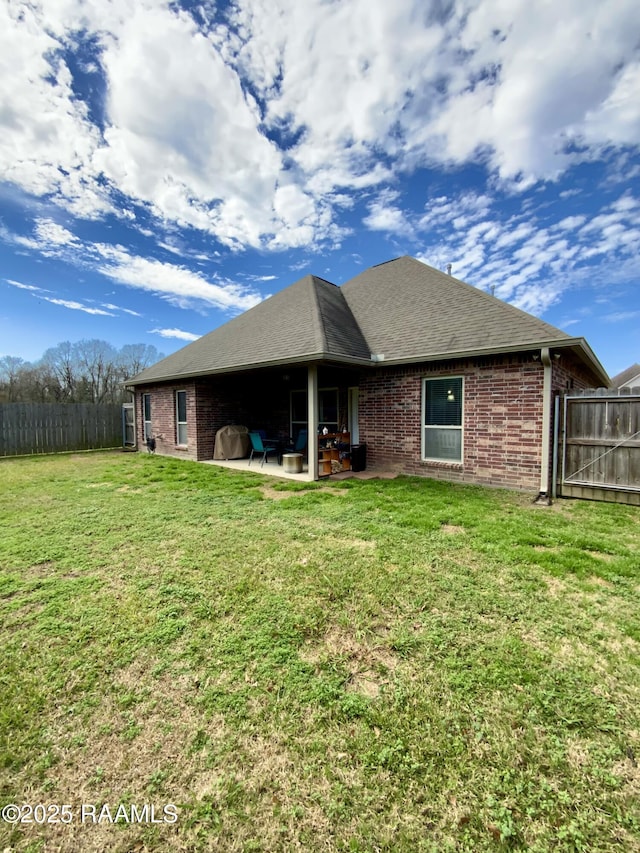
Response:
[1,340,164,403]
[0,356,26,401]
[73,339,118,403]
[118,344,164,381]
[42,342,77,400]
[13,363,58,402]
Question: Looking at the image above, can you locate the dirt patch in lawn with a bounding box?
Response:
[543,576,567,596]
[260,485,347,500]
[10,656,225,853]
[25,561,56,576]
[585,551,616,563]
[300,625,398,698]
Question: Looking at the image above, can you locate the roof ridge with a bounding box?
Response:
[126,256,606,387]
[309,275,330,353]
[343,255,569,341]
[405,256,570,334]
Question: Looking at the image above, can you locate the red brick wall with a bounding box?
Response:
[551,351,602,396]
[134,372,302,462]
[133,352,604,489]
[358,355,547,490]
[136,381,199,460]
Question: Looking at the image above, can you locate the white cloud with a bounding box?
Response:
[235,0,640,194]
[420,0,640,184]
[0,0,638,254]
[419,193,493,231]
[1,219,264,314]
[150,327,200,341]
[582,61,640,147]
[94,245,263,311]
[0,2,112,218]
[34,219,79,246]
[556,216,587,231]
[6,279,44,292]
[38,296,115,316]
[93,3,295,247]
[101,302,142,317]
[603,311,640,323]
[560,318,581,329]
[363,190,413,235]
[415,186,640,316]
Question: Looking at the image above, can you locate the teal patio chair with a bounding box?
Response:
[248,431,279,466]
[286,428,308,457]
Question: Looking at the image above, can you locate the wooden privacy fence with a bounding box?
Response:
[0,403,123,457]
[557,388,640,505]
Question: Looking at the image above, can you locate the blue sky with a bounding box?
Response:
[1,0,638,378]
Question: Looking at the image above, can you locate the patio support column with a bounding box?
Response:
[308,364,319,480]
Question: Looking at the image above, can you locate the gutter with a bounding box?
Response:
[125,352,374,387]
[537,347,552,504]
[363,337,609,386]
[126,336,610,390]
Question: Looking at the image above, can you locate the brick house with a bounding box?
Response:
[126,256,608,496]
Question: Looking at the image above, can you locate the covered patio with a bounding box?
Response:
[202,455,312,481]
[127,271,372,480]
[202,454,396,482]
[197,363,363,481]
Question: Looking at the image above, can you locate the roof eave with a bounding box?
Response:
[125,338,610,389]
[366,338,610,385]
[125,351,374,387]
[558,337,610,386]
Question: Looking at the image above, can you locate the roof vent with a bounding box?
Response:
[446,263,452,275]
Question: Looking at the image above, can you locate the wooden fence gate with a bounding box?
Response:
[557,388,640,505]
[122,403,136,447]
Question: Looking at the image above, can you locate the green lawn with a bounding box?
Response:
[1,452,639,852]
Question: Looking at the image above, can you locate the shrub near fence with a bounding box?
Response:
[0,403,123,456]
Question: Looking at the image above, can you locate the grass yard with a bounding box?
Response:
[0,451,639,852]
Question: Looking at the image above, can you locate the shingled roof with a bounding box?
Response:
[610,363,640,388]
[341,256,573,362]
[130,274,370,384]
[128,256,608,385]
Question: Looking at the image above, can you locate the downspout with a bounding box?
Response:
[538,347,552,503]
[551,394,560,500]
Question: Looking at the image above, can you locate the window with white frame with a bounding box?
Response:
[422,377,463,462]
[143,393,152,441]
[175,390,187,445]
[290,389,307,439]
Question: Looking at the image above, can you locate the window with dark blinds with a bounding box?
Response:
[423,377,463,462]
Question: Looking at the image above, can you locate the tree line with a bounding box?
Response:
[0,340,164,404]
